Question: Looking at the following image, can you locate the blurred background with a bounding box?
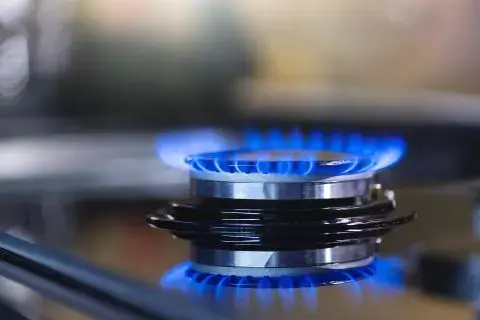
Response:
[2,0,480,319]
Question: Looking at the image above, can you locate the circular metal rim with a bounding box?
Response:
[191,178,372,200]
[189,171,374,183]
[190,257,376,277]
[191,242,375,269]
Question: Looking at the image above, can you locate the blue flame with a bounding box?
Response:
[186,129,406,176]
[160,257,405,310]
[155,129,406,175]
[184,266,373,289]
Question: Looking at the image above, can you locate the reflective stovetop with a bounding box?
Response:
[4,186,467,320]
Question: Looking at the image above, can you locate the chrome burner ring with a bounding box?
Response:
[191,242,376,277]
[191,178,372,200]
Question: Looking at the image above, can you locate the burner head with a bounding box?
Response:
[183,130,405,201]
[151,129,414,288]
[189,148,375,200]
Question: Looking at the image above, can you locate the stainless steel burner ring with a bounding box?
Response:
[191,178,372,200]
[191,242,376,277]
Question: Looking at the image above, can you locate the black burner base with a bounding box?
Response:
[147,197,414,251]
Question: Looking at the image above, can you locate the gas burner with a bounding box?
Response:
[150,129,416,288]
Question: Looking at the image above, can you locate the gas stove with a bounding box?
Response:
[0,127,478,320]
